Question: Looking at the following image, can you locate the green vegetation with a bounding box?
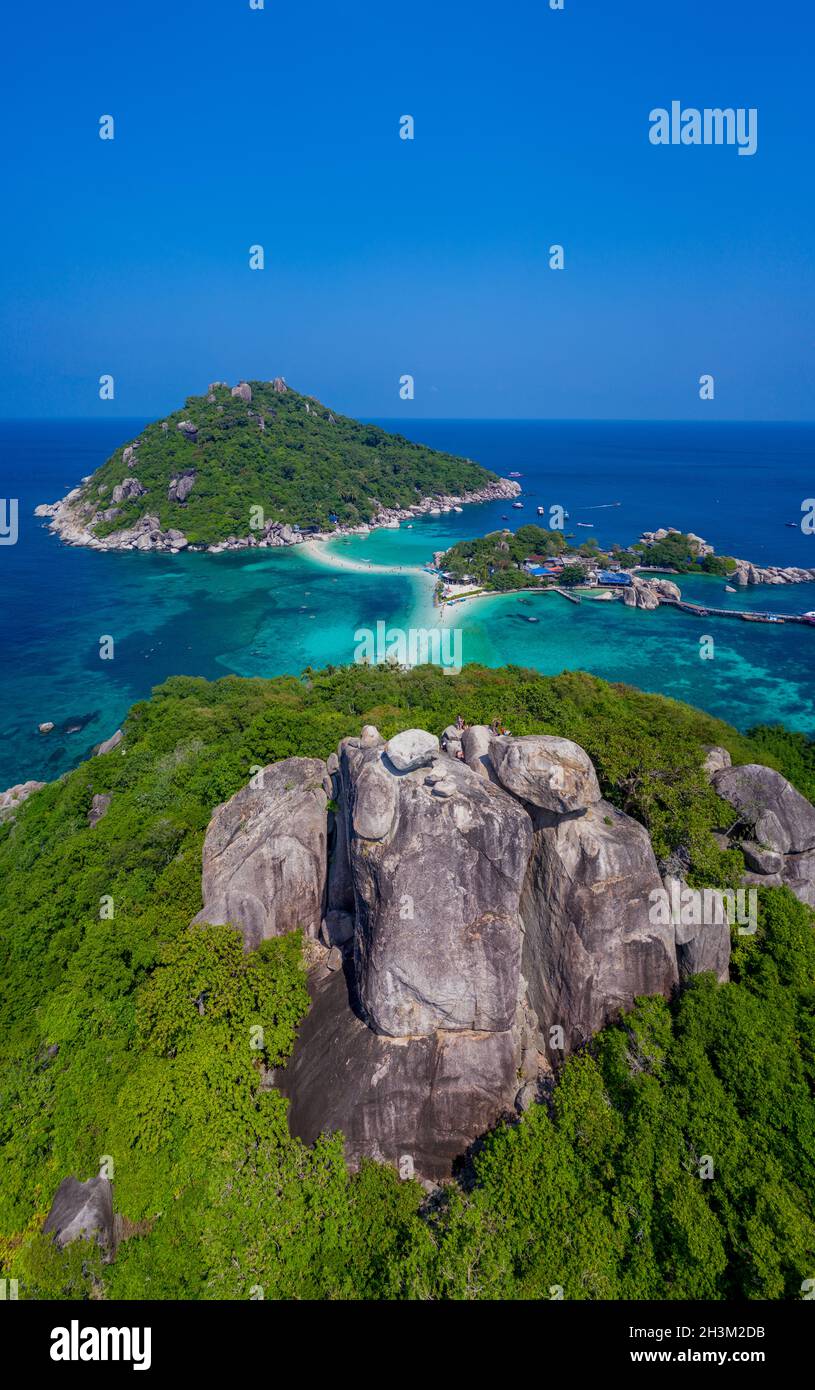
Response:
[441,525,569,585]
[84,383,496,545]
[0,664,812,1299]
[440,525,738,595]
[634,530,737,575]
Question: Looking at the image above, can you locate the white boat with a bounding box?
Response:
[576,521,593,528]
[537,506,545,516]
[453,506,463,513]
[512,502,523,509]
[509,471,522,478]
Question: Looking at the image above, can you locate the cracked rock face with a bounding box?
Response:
[519,801,679,1054]
[336,738,532,1037]
[278,967,520,1181]
[193,757,328,948]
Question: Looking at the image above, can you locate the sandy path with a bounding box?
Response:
[299,538,426,579]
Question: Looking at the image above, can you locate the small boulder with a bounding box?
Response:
[385,729,439,772]
[38,721,54,734]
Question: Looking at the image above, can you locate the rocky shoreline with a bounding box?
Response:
[639,527,815,587]
[34,478,521,555]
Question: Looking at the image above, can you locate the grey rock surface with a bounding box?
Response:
[168,469,196,503]
[193,757,328,948]
[713,764,815,855]
[520,800,678,1052]
[43,1176,114,1250]
[339,740,532,1036]
[278,968,519,1181]
[95,729,123,756]
[385,728,439,772]
[491,734,602,813]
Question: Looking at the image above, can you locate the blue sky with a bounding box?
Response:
[1,0,812,419]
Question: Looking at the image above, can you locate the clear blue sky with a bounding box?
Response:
[1,0,812,420]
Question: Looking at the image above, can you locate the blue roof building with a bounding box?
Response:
[597,570,632,585]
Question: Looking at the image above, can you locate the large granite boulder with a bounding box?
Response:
[111,477,146,504]
[193,757,329,948]
[713,764,815,855]
[667,879,731,984]
[491,734,601,813]
[336,738,533,1036]
[519,801,678,1052]
[713,763,815,906]
[385,728,438,772]
[43,1176,113,1251]
[278,966,519,1181]
[168,469,196,503]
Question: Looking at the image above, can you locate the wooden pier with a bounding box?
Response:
[661,598,812,626]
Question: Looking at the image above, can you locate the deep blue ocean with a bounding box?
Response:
[1,418,813,790]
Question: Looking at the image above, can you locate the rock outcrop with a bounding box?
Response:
[279,965,520,1180]
[336,732,533,1036]
[193,757,329,948]
[87,793,113,828]
[43,1176,114,1251]
[95,729,123,756]
[519,801,678,1053]
[110,477,146,505]
[0,779,45,821]
[168,469,196,504]
[711,762,815,906]
[184,721,755,1178]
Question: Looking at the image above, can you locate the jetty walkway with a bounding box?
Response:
[661,598,812,626]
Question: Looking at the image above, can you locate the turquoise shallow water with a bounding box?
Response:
[1,418,814,788]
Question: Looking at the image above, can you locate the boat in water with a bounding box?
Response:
[576,521,594,528]
[512,502,523,509]
[509,471,522,477]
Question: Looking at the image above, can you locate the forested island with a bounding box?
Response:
[1,664,813,1300]
[35,379,516,551]
[437,524,739,592]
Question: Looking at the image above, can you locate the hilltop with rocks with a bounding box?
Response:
[34,379,518,553]
[176,720,811,1181]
